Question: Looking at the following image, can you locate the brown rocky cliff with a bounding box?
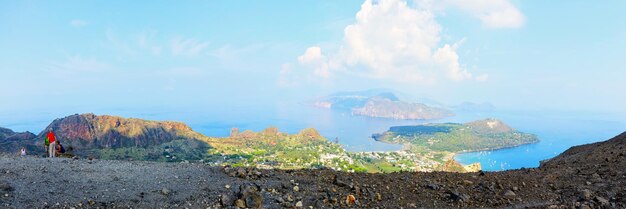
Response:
[37,113,202,150]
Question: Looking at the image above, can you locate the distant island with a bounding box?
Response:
[0,113,519,173]
[370,118,538,171]
[309,89,454,120]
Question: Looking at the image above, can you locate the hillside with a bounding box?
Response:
[0,114,361,171]
[310,90,453,120]
[374,118,538,152]
[38,113,207,149]
[369,119,538,172]
[541,131,626,169]
[203,127,360,171]
[29,114,349,169]
[0,127,38,154]
[1,132,624,208]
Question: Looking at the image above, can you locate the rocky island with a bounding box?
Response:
[310,90,454,120]
[370,118,538,171]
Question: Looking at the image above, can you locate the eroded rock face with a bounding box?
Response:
[36,113,201,149]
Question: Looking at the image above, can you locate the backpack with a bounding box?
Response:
[44,136,50,146]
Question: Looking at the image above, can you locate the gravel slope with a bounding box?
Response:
[1,132,625,209]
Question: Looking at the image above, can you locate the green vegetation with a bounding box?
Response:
[376,119,538,153]
[388,124,454,136]
[367,118,538,172]
[90,127,369,172]
[76,118,536,174]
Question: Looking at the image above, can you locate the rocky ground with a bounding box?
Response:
[1,132,625,209]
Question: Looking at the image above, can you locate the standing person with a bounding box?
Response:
[20,147,26,156]
[46,128,57,158]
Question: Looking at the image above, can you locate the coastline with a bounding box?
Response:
[453,140,540,167]
[374,137,540,170]
[454,139,540,155]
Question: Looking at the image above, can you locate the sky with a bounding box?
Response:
[1,0,625,117]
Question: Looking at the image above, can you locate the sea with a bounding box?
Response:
[2,102,625,171]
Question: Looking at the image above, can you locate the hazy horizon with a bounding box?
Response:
[2,0,626,120]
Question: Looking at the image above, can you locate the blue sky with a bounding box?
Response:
[1,0,625,116]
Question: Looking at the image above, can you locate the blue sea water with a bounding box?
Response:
[453,111,626,171]
[1,102,624,171]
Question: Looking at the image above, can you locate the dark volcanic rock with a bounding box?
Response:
[239,184,262,208]
[220,192,236,206]
[333,174,350,187]
[426,183,440,190]
[447,190,470,202]
[0,181,13,192]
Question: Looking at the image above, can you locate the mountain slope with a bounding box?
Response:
[37,113,208,149]
[12,114,357,170]
[541,131,626,169]
[0,127,38,154]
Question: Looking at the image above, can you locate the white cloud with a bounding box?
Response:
[282,0,518,85]
[297,47,331,78]
[433,43,472,81]
[287,0,473,84]
[69,19,88,27]
[171,37,209,57]
[420,0,525,28]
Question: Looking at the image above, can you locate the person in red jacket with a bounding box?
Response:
[46,128,57,158]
